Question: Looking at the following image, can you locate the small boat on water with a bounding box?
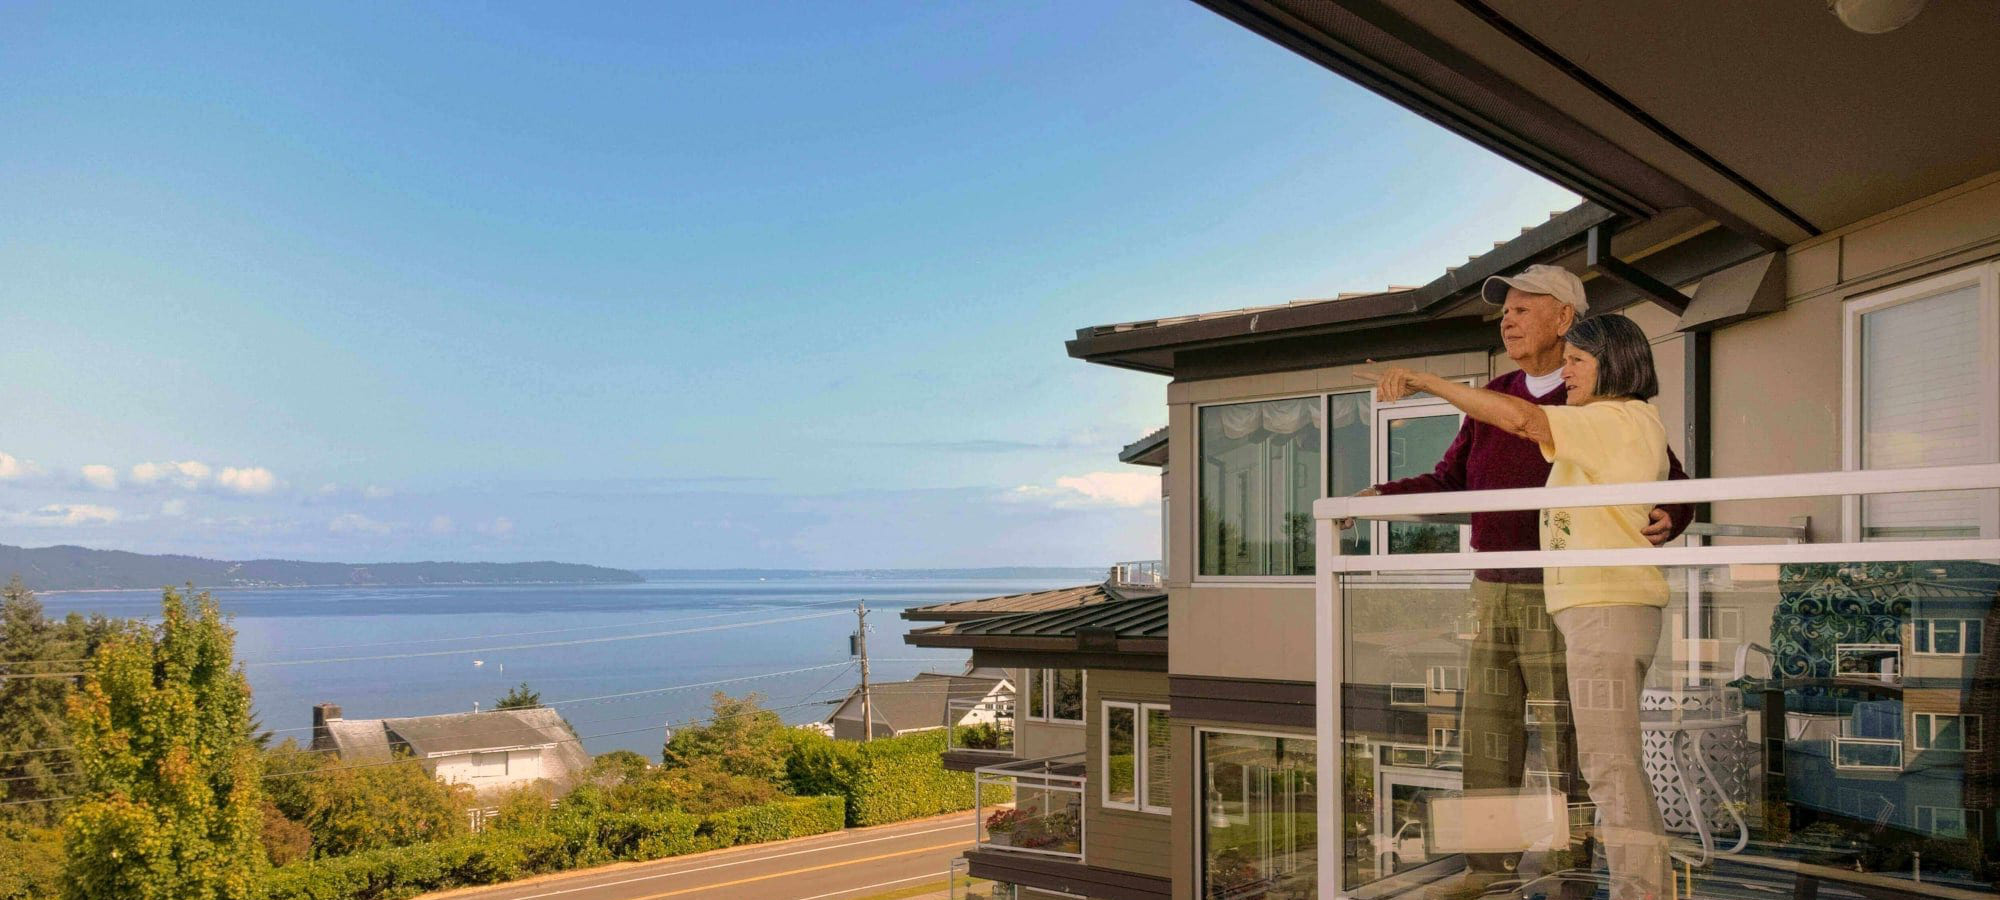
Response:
[472,659,484,667]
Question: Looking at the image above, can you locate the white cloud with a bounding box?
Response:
[216,466,278,495]
[80,464,119,490]
[3,504,121,527]
[428,515,455,535]
[131,460,213,490]
[363,485,394,500]
[328,513,394,535]
[477,516,515,537]
[1010,471,1159,509]
[0,452,37,481]
[160,499,189,517]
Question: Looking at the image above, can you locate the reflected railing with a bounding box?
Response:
[975,753,1087,860]
[947,693,1015,756]
[1312,463,2000,900]
[1111,559,1165,588]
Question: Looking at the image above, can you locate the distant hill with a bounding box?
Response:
[0,543,642,592]
[635,567,1111,581]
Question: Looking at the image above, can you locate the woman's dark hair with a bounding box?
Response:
[1564,314,1658,400]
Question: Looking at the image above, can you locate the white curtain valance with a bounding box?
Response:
[1216,398,1322,440]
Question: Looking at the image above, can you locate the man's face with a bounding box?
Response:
[1497,287,1574,361]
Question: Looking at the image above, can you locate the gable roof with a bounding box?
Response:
[828,672,1009,735]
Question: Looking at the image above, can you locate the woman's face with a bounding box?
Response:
[1561,344,1600,405]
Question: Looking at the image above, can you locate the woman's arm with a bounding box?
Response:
[1362,367,1553,447]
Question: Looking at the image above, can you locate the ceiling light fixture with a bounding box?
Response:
[1827,0,1928,34]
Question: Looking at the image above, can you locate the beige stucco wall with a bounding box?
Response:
[1709,171,2000,539]
[1082,669,1173,878]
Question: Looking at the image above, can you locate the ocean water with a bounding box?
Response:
[38,577,1077,758]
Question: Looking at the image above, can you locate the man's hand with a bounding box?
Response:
[1642,507,1674,545]
[1337,487,1380,532]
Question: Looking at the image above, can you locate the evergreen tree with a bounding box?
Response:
[60,586,263,900]
[0,578,81,825]
[660,691,790,786]
[494,682,541,710]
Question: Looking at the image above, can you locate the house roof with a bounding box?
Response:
[906,594,1169,655]
[1118,426,1168,467]
[313,706,592,792]
[828,672,1009,735]
[1189,1,2000,246]
[902,582,1158,622]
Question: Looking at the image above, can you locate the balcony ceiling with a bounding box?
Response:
[1197,0,2000,244]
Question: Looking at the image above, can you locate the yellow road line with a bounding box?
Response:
[626,839,970,900]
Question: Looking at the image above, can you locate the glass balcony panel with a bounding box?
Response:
[975,754,1085,860]
[948,694,1015,755]
[1335,558,1998,896]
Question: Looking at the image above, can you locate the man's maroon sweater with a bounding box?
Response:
[1373,370,1695,584]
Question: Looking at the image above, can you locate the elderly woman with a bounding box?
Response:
[1368,313,1671,900]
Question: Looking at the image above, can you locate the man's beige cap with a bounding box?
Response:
[1481,264,1588,314]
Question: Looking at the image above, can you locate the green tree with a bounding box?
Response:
[494,682,541,710]
[584,749,651,787]
[293,755,469,857]
[0,578,73,824]
[60,586,263,900]
[661,692,790,786]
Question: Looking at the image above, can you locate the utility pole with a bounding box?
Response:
[856,600,872,743]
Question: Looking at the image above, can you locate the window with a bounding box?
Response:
[1914,619,1983,655]
[1327,392,1372,555]
[1103,701,1172,814]
[1916,806,1978,840]
[1105,703,1137,809]
[1200,731,1315,900]
[1200,398,1321,576]
[1024,669,1084,724]
[1388,684,1427,706]
[1844,261,2000,541]
[1913,713,1982,751]
[1429,727,1461,752]
[467,751,508,778]
[1375,403,1466,555]
[1427,666,1464,693]
[1144,706,1172,813]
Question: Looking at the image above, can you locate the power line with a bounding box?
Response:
[247,609,850,667]
[1,660,858,758]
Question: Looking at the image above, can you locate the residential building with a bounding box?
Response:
[1039,5,2000,898]
[309,702,591,798]
[825,670,1012,742]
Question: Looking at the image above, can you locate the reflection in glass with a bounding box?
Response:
[1384,414,1461,554]
[1200,398,1321,575]
[1050,669,1083,723]
[1201,731,1316,900]
[1107,705,1136,806]
[1328,392,1372,556]
[1337,560,1999,896]
[1146,707,1173,811]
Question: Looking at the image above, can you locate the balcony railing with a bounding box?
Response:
[975,753,1086,860]
[1312,462,2000,899]
[946,693,1015,756]
[1109,559,1163,588]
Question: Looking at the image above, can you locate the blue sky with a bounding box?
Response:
[0,1,1575,569]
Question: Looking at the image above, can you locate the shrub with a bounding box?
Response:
[785,730,983,827]
[0,823,61,900]
[258,795,844,900]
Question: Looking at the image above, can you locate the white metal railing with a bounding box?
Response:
[1310,462,2000,900]
[1110,559,1164,588]
[946,693,1015,755]
[974,753,1087,860]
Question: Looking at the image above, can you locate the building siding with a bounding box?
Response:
[1084,669,1174,879]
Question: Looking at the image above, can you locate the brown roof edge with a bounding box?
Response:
[1065,202,1616,368]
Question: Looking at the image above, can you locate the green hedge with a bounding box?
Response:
[259,795,843,900]
[787,730,988,827]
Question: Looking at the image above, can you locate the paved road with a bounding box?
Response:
[423,814,974,900]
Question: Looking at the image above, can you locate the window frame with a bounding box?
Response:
[1913,618,1983,656]
[1102,701,1140,811]
[1370,392,1473,560]
[1023,668,1086,724]
[1193,726,1317,897]
[1912,712,1983,751]
[1840,260,2000,542]
[1140,704,1172,815]
[1193,393,1326,584]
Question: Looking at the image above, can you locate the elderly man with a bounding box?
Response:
[1364,264,1693,900]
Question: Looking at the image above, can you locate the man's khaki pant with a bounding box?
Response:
[1554,605,1670,900]
[1459,578,1590,884]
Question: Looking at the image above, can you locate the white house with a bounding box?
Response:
[310,702,592,797]
[825,670,1012,742]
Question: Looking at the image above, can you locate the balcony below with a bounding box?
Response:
[975,753,1086,860]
